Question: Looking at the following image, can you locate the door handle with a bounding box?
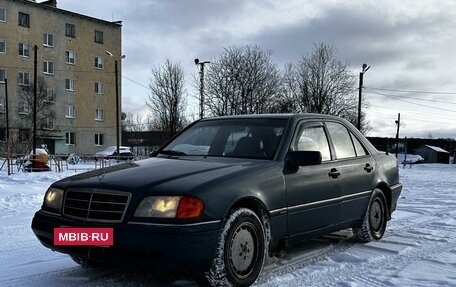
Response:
[364,164,374,173]
[328,168,340,179]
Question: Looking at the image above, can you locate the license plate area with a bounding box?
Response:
[54,227,113,246]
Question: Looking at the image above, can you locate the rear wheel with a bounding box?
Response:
[353,189,388,242]
[206,208,266,287]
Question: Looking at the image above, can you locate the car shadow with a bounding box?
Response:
[76,230,356,287]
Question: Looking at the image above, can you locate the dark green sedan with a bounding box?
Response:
[32,114,402,287]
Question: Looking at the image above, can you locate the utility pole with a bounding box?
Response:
[194,58,210,119]
[4,78,11,175]
[33,45,38,158]
[106,51,126,160]
[358,63,370,131]
[395,113,401,158]
[403,136,408,168]
[5,78,9,145]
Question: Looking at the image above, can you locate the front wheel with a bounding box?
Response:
[353,189,388,242]
[206,208,266,287]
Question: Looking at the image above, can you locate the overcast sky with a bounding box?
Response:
[57,0,456,139]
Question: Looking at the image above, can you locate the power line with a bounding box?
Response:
[367,105,456,125]
[364,88,456,105]
[364,89,456,113]
[122,75,149,90]
[365,86,456,95]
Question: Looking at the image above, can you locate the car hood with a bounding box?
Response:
[54,157,273,195]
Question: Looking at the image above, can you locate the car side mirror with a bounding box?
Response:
[287,151,322,167]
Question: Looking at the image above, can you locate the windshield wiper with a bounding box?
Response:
[157,150,187,156]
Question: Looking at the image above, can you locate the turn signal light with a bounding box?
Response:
[176,196,204,218]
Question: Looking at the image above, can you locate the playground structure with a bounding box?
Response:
[0,130,63,175]
[0,147,64,175]
[1,131,143,175]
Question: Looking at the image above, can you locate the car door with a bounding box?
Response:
[284,121,342,236]
[325,121,376,223]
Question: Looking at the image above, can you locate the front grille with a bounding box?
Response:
[63,189,130,223]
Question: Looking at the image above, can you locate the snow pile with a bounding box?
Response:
[396,153,424,164]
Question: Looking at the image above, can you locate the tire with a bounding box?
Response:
[353,189,388,242]
[206,208,266,287]
[70,256,107,269]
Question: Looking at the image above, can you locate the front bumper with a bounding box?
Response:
[31,210,222,270]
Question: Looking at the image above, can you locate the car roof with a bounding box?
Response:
[200,113,344,122]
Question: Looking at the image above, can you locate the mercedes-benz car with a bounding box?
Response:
[32,114,402,287]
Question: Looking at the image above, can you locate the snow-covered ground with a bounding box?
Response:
[1,161,455,286]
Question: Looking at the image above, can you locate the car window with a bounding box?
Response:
[162,119,287,159]
[326,122,356,159]
[351,133,368,156]
[294,124,331,161]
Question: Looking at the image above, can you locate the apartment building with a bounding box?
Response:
[0,0,122,156]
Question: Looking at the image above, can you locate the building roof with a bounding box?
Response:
[12,0,122,26]
[419,145,449,153]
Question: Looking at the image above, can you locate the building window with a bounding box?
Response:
[95,82,104,94]
[65,51,75,64]
[18,12,30,27]
[43,33,54,47]
[0,128,5,142]
[0,69,6,83]
[0,99,5,113]
[0,38,5,54]
[65,23,75,37]
[65,78,75,91]
[65,132,75,145]
[94,56,104,69]
[0,7,5,22]
[18,72,30,86]
[42,118,54,130]
[65,105,75,118]
[18,101,29,114]
[95,108,104,121]
[19,43,30,57]
[44,89,55,102]
[95,30,104,44]
[19,130,30,142]
[43,61,54,75]
[95,133,104,146]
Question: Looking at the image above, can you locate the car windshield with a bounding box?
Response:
[102,146,117,153]
[161,118,287,160]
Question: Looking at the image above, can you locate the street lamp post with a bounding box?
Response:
[106,51,125,159]
[358,63,370,131]
[194,58,210,119]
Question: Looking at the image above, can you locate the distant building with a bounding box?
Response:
[414,145,450,164]
[122,130,171,156]
[0,0,122,156]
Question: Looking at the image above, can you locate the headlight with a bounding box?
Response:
[134,196,204,219]
[43,187,64,210]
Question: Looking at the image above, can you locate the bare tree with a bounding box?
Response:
[146,59,187,137]
[123,113,146,132]
[204,45,281,116]
[284,43,369,132]
[17,76,55,136]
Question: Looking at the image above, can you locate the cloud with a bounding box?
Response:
[56,0,456,138]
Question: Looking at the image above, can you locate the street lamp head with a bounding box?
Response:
[120,55,126,59]
[362,63,370,73]
[194,58,200,65]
